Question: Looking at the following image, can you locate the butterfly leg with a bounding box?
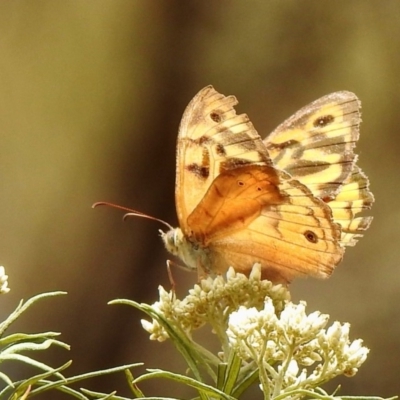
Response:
[166,260,177,292]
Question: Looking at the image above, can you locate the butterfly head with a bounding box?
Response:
[160,228,200,272]
[160,228,182,257]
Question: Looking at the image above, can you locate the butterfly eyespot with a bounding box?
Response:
[210,112,222,123]
[313,115,334,127]
[304,230,318,243]
[322,195,335,203]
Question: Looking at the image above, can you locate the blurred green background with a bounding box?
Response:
[0,1,398,398]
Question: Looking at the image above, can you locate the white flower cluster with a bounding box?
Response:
[141,264,368,392]
[141,265,290,342]
[0,266,10,294]
[227,299,369,390]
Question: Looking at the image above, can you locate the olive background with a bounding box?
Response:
[0,1,398,398]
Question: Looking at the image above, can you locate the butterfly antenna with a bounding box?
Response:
[93,201,173,230]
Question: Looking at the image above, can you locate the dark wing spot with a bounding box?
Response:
[313,115,334,128]
[304,230,318,243]
[215,143,226,156]
[220,158,252,173]
[186,163,209,179]
[266,139,299,151]
[322,195,335,203]
[289,160,331,177]
[258,151,273,165]
[236,136,258,150]
[202,148,210,169]
[237,180,244,186]
[210,111,222,123]
[198,135,212,145]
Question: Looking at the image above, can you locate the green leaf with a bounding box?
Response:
[80,388,120,399]
[217,363,227,391]
[339,397,398,400]
[31,363,142,396]
[133,369,236,400]
[110,299,213,382]
[0,353,67,380]
[231,368,259,399]
[0,292,67,337]
[0,331,63,347]
[1,361,72,399]
[0,370,14,388]
[125,369,145,398]
[220,351,242,395]
[1,338,69,356]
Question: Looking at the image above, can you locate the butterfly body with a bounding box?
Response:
[162,86,373,284]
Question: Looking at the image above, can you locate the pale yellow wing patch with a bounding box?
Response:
[328,166,373,246]
[265,91,360,200]
[264,91,373,247]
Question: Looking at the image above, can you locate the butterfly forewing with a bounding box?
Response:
[176,86,272,236]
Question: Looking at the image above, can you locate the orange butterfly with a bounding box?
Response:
[96,86,373,284]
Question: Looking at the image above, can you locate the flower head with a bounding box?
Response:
[141,264,289,342]
[140,264,369,396]
[0,266,10,294]
[227,297,369,392]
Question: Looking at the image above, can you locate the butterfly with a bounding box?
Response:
[95,86,373,284]
[158,86,373,284]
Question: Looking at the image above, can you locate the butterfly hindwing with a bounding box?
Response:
[264,91,373,247]
[265,91,360,199]
[328,166,373,246]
